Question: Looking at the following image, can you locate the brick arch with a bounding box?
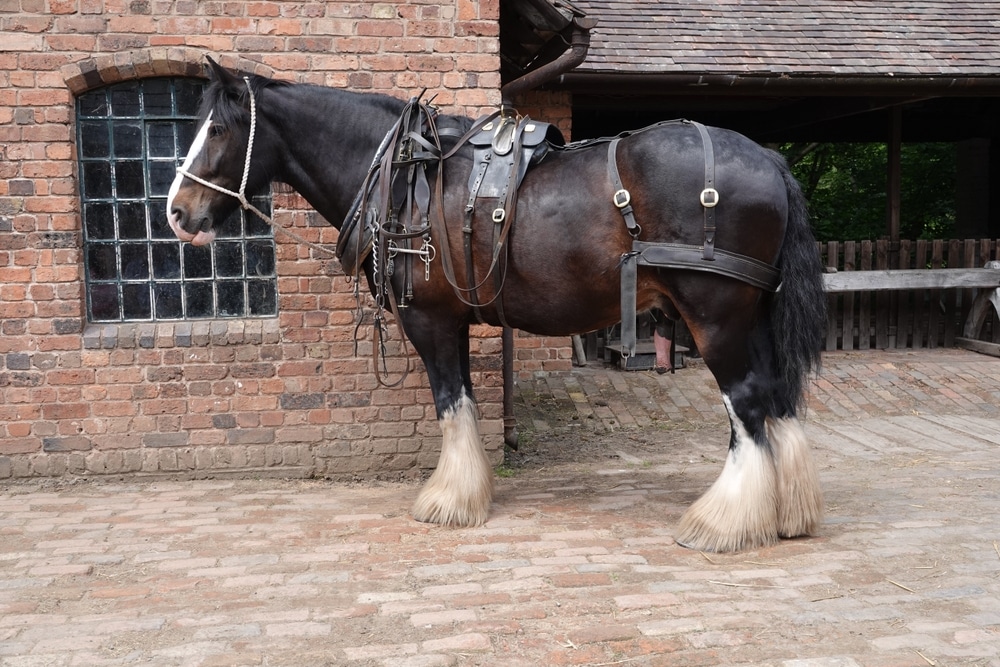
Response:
[60,47,278,95]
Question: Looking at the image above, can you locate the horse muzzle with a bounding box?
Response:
[167,204,217,246]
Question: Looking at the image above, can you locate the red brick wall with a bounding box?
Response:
[0,0,570,481]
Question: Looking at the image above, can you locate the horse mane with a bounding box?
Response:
[198,74,298,131]
[199,72,472,138]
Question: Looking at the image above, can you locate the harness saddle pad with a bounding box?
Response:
[466,117,564,198]
[338,115,564,277]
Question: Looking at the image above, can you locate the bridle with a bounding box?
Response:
[176,77,271,224]
[175,77,335,255]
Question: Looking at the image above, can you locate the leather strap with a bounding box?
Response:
[463,151,492,322]
[607,136,639,237]
[691,121,718,261]
[490,118,530,329]
[619,252,639,357]
[633,241,781,292]
[431,116,527,323]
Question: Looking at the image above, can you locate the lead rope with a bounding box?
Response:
[176,77,338,257]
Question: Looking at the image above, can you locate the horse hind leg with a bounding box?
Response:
[676,398,823,552]
[676,394,781,553]
[411,387,495,527]
[768,415,823,538]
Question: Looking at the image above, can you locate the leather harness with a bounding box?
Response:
[336,104,783,371]
[608,120,781,357]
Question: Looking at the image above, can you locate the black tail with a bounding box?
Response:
[769,152,827,413]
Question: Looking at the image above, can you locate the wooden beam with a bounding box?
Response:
[956,337,1000,357]
[822,268,1000,292]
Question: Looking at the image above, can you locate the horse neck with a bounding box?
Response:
[259,84,402,230]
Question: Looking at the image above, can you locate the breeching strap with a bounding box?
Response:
[612,120,781,358]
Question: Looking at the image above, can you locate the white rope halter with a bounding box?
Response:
[176,77,336,255]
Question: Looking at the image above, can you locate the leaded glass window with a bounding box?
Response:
[77,78,277,322]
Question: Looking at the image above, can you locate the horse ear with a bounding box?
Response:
[205,56,242,91]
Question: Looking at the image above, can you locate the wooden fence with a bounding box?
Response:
[820,238,1000,351]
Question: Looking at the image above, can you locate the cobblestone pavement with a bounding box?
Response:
[2,349,1000,667]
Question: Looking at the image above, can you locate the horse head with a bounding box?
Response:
[167,57,275,246]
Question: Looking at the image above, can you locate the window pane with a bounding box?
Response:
[183,244,212,278]
[112,122,143,158]
[87,244,118,280]
[78,89,109,117]
[152,243,181,279]
[79,121,110,158]
[248,279,277,316]
[177,122,198,153]
[175,80,203,116]
[215,242,244,277]
[147,161,176,197]
[118,201,147,239]
[84,202,115,240]
[82,162,113,199]
[186,282,213,318]
[122,283,151,319]
[120,244,149,280]
[90,284,119,320]
[115,161,145,198]
[217,281,245,317]
[144,79,173,116]
[246,240,275,276]
[110,82,141,117]
[246,199,272,236]
[149,202,174,239]
[154,283,183,319]
[147,123,175,157]
[216,208,243,238]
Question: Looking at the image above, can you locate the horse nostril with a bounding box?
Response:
[168,206,189,234]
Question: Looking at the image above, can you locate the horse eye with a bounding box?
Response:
[208,124,225,138]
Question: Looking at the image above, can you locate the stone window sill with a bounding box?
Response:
[82,319,281,349]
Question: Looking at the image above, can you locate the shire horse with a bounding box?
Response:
[167,59,827,553]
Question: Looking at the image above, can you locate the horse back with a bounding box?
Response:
[501,121,789,263]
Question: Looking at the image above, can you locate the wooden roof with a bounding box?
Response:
[567,0,1000,79]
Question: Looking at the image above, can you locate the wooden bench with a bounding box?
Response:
[822,260,1000,355]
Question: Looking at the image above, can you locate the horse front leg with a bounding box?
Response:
[404,317,495,527]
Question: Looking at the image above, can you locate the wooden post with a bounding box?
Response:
[887,106,902,244]
[502,326,518,450]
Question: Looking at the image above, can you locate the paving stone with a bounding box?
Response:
[0,350,999,665]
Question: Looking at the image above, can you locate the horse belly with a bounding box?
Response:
[499,233,639,336]
[485,154,653,335]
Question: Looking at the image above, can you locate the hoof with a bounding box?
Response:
[411,483,492,528]
[675,502,779,553]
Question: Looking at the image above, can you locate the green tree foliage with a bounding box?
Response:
[780,142,956,242]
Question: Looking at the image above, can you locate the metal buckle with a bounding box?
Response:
[613,189,631,208]
[700,188,719,208]
[492,208,506,223]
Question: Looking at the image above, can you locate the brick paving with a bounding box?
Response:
[2,349,1000,666]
